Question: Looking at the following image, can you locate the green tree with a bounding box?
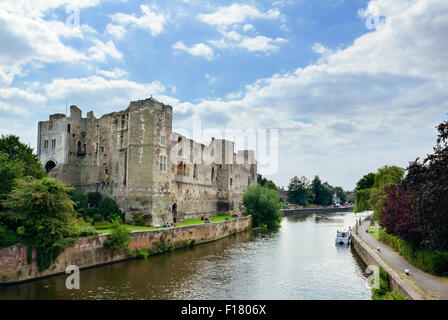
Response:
[287,176,311,205]
[354,189,372,212]
[243,184,282,230]
[0,135,45,180]
[369,165,405,219]
[355,172,376,191]
[0,154,24,206]
[1,177,96,271]
[257,174,277,190]
[311,176,333,205]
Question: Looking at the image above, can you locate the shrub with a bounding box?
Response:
[92,213,103,223]
[84,207,100,218]
[242,184,282,230]
[379,229,448,276]
[99,196,122,222]
[69,189,88,210]
[104,221,131,254]
[133,248,149,259]
[371,266,390,300]
[0,227,20,247]
[87,192,102,208]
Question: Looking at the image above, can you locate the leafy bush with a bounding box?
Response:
[92,213,103,223]
[379,229,448,276]
[69,189,88,210]
[371,266,407,300]
[99,196,122,222]
[133,248,149,259]
[242,184,282,230]
[87,192,102,208]
[84,207,100,218]
[104,221,131,254]
[371,266,390,300]
[0,227,20,247]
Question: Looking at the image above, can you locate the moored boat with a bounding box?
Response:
[335,229,350,245]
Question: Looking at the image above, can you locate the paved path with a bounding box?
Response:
[357,220,448,300]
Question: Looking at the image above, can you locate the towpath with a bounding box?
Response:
[357,220,448,300]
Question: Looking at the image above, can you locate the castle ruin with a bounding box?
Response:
[37,98,257,226]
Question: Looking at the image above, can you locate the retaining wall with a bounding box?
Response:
[0,216,251,285]
[351,231,423,300]
[282,206,354,216]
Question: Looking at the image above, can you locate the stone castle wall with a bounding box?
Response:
[37,98,257,226]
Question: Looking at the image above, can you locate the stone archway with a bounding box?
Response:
[44,160,56,173]
[172,203,178,223]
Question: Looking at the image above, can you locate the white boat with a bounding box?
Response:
[335,229,351,245]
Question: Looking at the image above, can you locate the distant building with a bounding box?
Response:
[332,192,340,206]
[278,187,288,203]
[346,191,355,203]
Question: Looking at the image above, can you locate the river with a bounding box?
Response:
[0,210,372,300]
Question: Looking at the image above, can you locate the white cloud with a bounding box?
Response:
[243,24,255,32]
[239,36,287,52]
[209,30,287,53]
[96,68,128,79]
[197,4,287,54]
[87,39,123,61]
[0,0,118,84]
[197,4,281,27]
[172,41,214,60]
[109,5,168,37]
[106,23,126,40]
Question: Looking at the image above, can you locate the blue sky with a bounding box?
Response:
[1,0,447,190]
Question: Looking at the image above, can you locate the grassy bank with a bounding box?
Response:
[95,214,235,235]
[379,229,448,276]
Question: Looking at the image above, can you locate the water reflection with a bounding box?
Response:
[0,211,371,300]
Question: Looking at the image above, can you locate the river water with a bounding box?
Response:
[0,210,372,300]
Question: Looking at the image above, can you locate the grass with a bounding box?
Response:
[96,214,235,235]
[368,226,380,240]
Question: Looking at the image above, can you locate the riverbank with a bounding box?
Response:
[0,216,251,285]
[351,230,422,299]
[282,206,353,216]
[351,220,448,300]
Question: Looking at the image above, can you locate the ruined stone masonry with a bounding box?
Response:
[37,97,257,226]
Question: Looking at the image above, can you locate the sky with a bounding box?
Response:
[1,0,447,190]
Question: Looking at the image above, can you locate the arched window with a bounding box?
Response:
[211,166,215,181]
[45,160,56,173]
[77,141,81,154]
[193,164,197,179]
